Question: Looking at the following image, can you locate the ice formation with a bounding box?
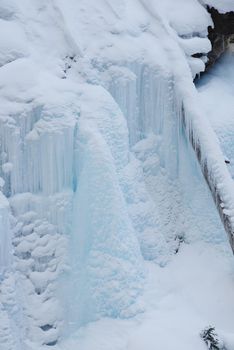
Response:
[0,0,234,349]
[0,191,11,269]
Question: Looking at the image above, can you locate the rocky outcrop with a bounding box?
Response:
[206,6,234,70]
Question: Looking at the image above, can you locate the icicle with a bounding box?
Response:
[0,192,11,270]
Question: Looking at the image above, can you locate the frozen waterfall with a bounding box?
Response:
[0,0,234,349]
[0,192,11,269]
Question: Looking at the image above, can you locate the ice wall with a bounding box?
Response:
[69,121,144,328]
[0,191,11,269]
[104,57,225,247]
[0,0,233,348]
[107,63,181,174]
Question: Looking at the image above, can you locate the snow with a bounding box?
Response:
[0,191,11,269]
[201,0,234,13]
[151,0,212,36]
[60,242,234,350]
[197,52,234,179]
[0,20,28,67]
[0,0,234,349]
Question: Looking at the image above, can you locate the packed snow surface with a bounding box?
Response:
[60,242,234,350]
[0,0,234,349]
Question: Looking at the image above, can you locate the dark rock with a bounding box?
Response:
[45,340,57,346]
[200,326,226,350]
[206,7,234,70]
[40,324,53,332]
[174,233,185,254]
[192,53,204,59]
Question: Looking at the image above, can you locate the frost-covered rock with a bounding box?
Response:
[202,6,234,70]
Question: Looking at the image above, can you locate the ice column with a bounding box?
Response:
[68,118,144,329]
[0,191,11,270]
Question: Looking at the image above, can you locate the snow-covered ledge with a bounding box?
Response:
[163,24,234,253]
[182,100,234,253]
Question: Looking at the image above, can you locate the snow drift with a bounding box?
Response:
[0,0,234,349]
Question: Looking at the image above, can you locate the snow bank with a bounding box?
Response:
[61,242,234,350]
[152,0,212,36]
[0,0,233,348]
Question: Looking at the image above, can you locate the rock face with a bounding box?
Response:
[206,6,234,69]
